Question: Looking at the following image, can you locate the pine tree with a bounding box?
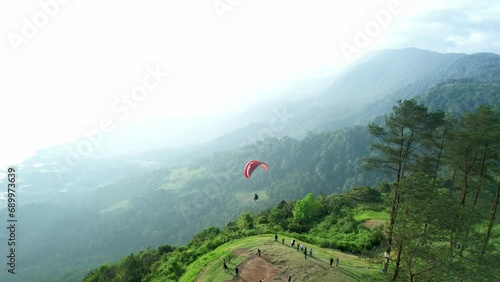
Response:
[363,99,444,277]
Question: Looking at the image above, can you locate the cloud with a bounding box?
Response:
[379,0,500,54]
[446,32,484,47]
[1,0,500,168]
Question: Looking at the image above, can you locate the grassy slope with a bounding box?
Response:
[353,210,389,222]
[353,209,390,229]
[180,234,384,282]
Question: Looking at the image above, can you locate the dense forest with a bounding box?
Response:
[84,100,500,281]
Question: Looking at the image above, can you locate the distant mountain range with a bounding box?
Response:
[4,48,500,207]
[197,48,500,153]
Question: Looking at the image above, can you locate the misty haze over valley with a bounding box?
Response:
[1,1,500,281]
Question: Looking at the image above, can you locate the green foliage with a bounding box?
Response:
[418,79,500,114]
[85,189,388,281]
[238,212,256,229]
[364,100,500,280]
[353,210,389,222]
[83,245,175,282]
[346,186,383,204]
[364,99,445,181]
[268,200,294,229]
[293,193,321,222]
[188,227,221,248]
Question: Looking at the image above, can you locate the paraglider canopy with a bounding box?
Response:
[244,160,269,178]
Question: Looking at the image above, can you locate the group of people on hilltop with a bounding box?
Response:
[286,235,341,268]
[222,258,229,272]
[223,234,343,281]
[221,236,294,281]
[287,237,313,259]
[221,248,292,281]
[223,256,238,275]
[330,257,339,267]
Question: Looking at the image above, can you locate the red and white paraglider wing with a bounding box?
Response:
[260,163,269,172]
[244,160,269,178]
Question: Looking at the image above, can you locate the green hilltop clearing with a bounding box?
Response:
[84,187,391,282]
[182,234,382,282]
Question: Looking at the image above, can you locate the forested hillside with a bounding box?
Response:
[85,99,500,282]
[85,98,500,280]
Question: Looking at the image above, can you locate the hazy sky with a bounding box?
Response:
[1,0,499,169]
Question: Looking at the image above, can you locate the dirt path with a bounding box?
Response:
[196,262,213,282]
[233,249,248,256]
[361,219,386,229]
[227,255,279,282]
[197,249,252,281]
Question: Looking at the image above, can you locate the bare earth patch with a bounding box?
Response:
[233,248,249,256]
[197,249,251,281]
[226,254,279,282]
[198,237,377,282]
[361,219,386,229]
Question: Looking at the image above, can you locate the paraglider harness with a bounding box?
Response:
[254,193,259,201]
